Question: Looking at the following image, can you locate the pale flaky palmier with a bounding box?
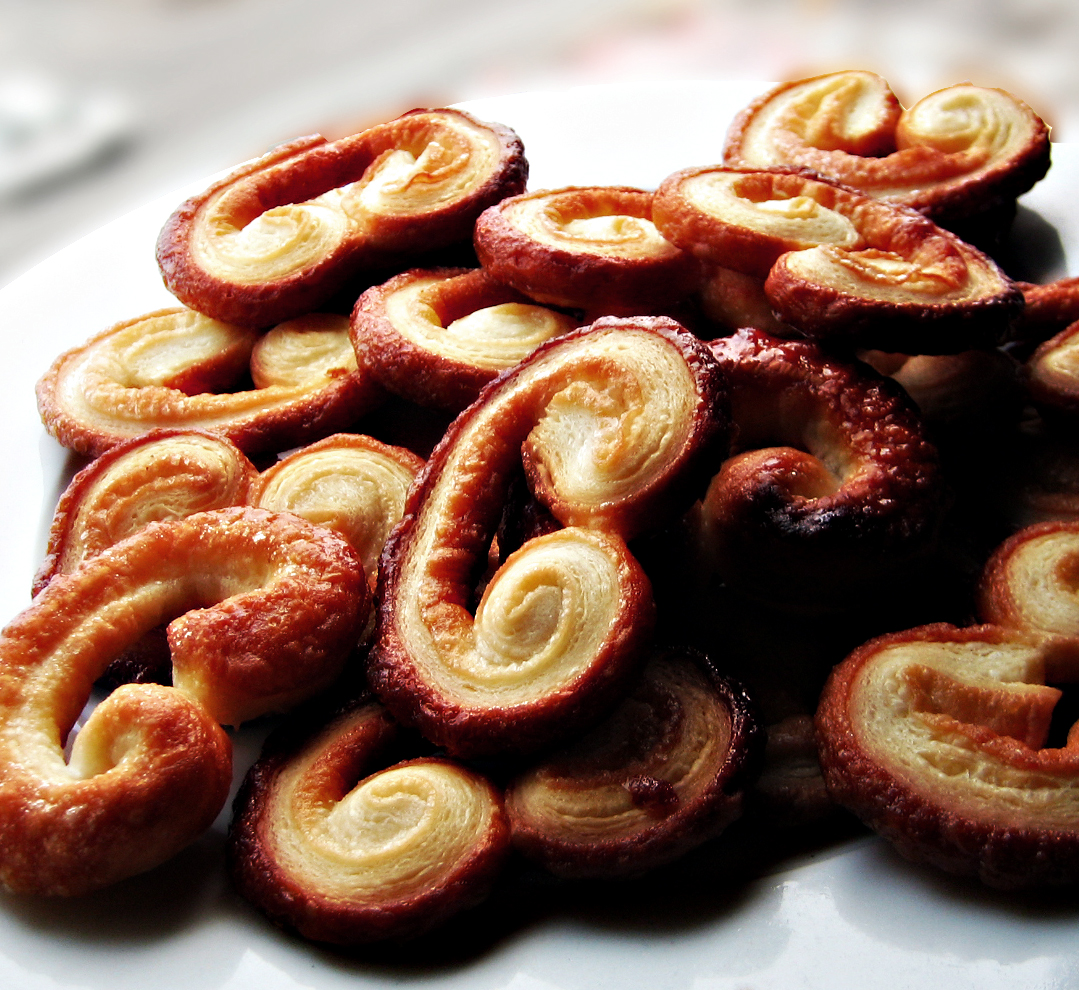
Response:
[368,317,730,757]
[1023,320,1079,420]
[351,267,579,411]
[653,166,1021,353]
[157,109,527,328]
[723,70,1050,229]
[230,696,510,944]
[692,328,940,610]
[0,506,368,896]
[473,186,700,316]
[505,649,762,879]
[36,308,384,457]
[816,623,1079,888]
[252,433,423,589]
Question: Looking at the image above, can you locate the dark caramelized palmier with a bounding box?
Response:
[368,317,730,757]
[157,109,528,328]
[230,697,510,944]
[654,166,1021,353]
[1015,278,1079,344]
[505,648,762,878]
[351,267,578,412]
[816,623,1079,888]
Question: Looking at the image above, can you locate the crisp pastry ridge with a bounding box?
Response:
[157,109,528,328]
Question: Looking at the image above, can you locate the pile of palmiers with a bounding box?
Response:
[10,71,1079,948]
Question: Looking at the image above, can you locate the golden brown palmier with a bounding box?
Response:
[351,267,579,412]
[230,696,510,944]
[369,317,730,757]
[1015,278,1079,344]
[34,428,256,596]
[252,433,423,589]
[653,166,1021,353]
[0,506,368,896]
[157,109,528,328]
[473,186,700,316]
[723,71,1051,228]
[698,265,793,336]
[1024,320,1079,419]
[816,623,1079,888]
[36,307,384,457]
[694,329,940,610]
[505,649,762,878]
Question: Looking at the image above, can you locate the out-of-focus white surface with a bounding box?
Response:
[0,81,1077,990]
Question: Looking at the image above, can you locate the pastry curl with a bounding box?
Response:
[723,71,1050,227]
[1023,321,1079,419]
[505,649,762,878]
[36,308,384,457]
[230,696,509,944]
[33,428,256,596]
[816,623,1079,888]
[694,328,941,609]
[0,506,368,895]
[351,267,579,412]
[252,433,423,589]
[157,109,528,328]
[369,317,730,757]
[473,186,700,316]
[653,166,1021,353]
[1015,278,1079,344]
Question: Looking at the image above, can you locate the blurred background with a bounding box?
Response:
[1,0,1076,290]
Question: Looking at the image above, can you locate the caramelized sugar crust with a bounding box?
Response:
[653,166,1021,353]
[473,186,700,316]
[368,318,731,757]
[1025,321,1079,419]
[230,697,509,944]
[157,109,528,328]
[506,649,762,878]
[0,506,368,895]
[1016,279,1079,344]
[36,308,384,457]
[351,267,579,412]
[695,329,941,608]
[723,71,1051,226]
[816,623,1079,888]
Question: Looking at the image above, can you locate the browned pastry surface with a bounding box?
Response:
[473,186,700,316]
[505,649,762,878]
[1024,320,1079,419]
[653,166,1021,353]
[351,267,578,411]
[0,506,368,896]
[1015,278,1079,344]
[230,696,509,944]
[693,328,941,609]
[368,317,730,757]
[723,71,1051,227]
[36,308,384,457]
[816,623,1079,888]
[157,109,528,328]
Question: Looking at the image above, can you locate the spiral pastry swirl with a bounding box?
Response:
[653,166,1021,353]
[230,697,509,944]
[724,71,1050,226]
[816,623,1079,888]
[0,506,368,895]
[157,109,528,328]
[352,267,579,412]
[1023,321,1079,420]
[506,649,762,878]
[36,308,384,457]
[369,317,730,756]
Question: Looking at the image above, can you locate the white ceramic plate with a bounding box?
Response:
[0,81,1077,990]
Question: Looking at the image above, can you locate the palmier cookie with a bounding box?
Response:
[0,506,368,895]
[653,166,1021,353]
[694,329,941,609]
[36,308,384,458]
[505,648,762,879]
[157,108,528,328]
[1023,320,1079,420]
[368,316,731,758]
[473,186,700,316]
[351,267,579,412]
[1015,278,1079,345]
[723,70,1050,229]
[816,623,1079,888]
[230,696,509,944]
